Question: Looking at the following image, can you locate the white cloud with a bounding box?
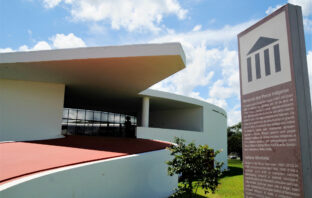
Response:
[220,49,237,68]
[149,21,256,126]
[308,51,312,76]
[288,0,312,16]
[51,33,86,49]
[16,41,52,51]
[219,49,240,98]
[32,41,52,50]
[303,18,312,33]
[88,23,107,35]
[0,48,14,53]
[42,0,187,33]
[149,23,251,96]
[42,0,62,8]
[205,98,228,110]
[150,19,256,47]
[192,25,202,31]
[227,106,241,126]
[265,4,283,15]
[209,80,236,99]
[0,33,85,53]
[307,51,312,99]
[150,45,221,96]
[18,45,30,51]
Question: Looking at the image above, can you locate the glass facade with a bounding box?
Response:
[62,108,137,137]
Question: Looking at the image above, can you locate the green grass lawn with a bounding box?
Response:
[177,159,244,198]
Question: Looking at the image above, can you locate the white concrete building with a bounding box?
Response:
[0,43,227,198]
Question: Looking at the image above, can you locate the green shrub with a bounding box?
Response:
[166,137,223,198]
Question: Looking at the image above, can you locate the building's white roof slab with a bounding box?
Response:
[0,43,186,113]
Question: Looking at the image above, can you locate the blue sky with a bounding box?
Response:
[1,0,311,125]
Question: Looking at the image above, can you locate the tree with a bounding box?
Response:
[227,122,242,160]
[227,122,241,136]
[166,137,223,197]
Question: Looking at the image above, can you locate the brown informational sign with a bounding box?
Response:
[238,4,312,198]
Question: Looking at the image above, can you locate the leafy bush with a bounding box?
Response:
[166,137,223,197]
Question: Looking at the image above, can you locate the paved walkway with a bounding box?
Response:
[0,135,171,184]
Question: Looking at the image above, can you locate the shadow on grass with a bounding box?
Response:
[173,161,243,197]
[174,193,207,198]
[221,166,243,178]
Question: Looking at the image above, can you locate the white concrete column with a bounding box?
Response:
[141,96,150,127]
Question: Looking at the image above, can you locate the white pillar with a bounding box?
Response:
[141,96,150,127]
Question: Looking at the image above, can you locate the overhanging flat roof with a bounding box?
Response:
[0,43,186,113]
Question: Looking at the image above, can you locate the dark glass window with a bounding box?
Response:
[62,108,137,137]
[255,53,261,79]
[247,57,252,82]
[77,109,85,120]
[63,108,69,119]
[115,114,120,123]
[264,49,271,76]
[101,112,108,122]
[108,113,115,123]
[69,109,77,119]
[86,110,93,121]
[121,114,125,123]
[274,44,281,72]
[94,111,101,121]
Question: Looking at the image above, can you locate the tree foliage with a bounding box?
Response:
[227,122,242,160]
[166,137,223,197]
[227,122,241,136]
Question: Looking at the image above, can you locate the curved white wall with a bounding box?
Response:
[203,106,228,169]
[0,79,65,141]
[137,104,228,170]
[0,149,177,198]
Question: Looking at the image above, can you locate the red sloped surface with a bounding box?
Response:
[0,135,171,185]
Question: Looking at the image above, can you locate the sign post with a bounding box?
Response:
[238,4,312,198]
